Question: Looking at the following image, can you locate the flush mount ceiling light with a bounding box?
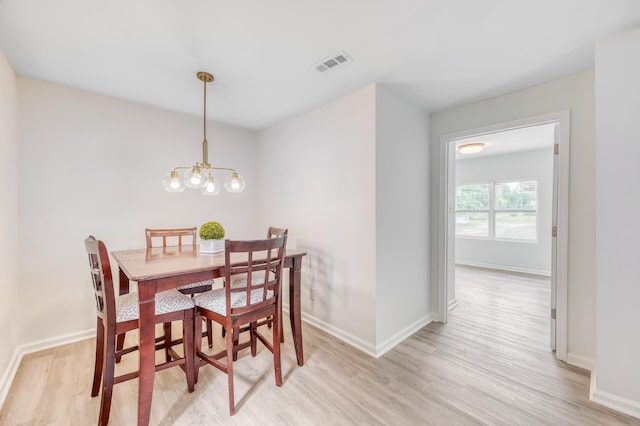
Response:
[162,71,245,195]
[457,142,485,154]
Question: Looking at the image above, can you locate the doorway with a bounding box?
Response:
[437,111,570,361]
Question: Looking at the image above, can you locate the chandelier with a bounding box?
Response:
[162,71,245,195]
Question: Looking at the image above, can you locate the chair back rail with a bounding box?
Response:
[224,236,286,316]
[146,227,197,248]
[85,236,116,324]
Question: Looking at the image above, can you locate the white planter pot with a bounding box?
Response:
[199,239,224,253]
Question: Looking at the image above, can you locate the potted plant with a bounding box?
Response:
[199,221,225,253]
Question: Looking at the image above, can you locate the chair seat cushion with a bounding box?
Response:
[194,287,274,315]
[229,272,275,288]
[115,289,195,323]
[178,279,215,290]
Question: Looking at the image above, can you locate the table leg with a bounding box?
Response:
[289,257,304,366]
[137,280,156,426]
[118,268,130,295]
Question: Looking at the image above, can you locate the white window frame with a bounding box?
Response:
[455,179,538,242]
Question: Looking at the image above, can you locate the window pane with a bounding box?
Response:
[456,184,489,210]
[495,181,537,210]
[456,212,489,237]
[495,212,536,240]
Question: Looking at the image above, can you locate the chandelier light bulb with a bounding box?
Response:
[201,173,221,195]
[224,172,246,193]
[190,168,202,184]
[162,171,186,192]
[171,180,180,189]
[184,166,205,188]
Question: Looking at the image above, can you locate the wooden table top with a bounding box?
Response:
[111,246,306,282]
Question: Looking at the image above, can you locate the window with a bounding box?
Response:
[455,184,489,237]
[455,180,537,241]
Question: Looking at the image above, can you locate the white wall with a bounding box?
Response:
[455,148,554,276]
[430,70,596,365]
[16,77,260,345]
[594,26,640,415]
[257,85,378,352]
[0,50,19,402]
[375,85,431,351]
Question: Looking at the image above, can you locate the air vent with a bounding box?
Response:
[313,51,353,73]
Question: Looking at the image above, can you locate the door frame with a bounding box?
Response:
[437,110,570,361]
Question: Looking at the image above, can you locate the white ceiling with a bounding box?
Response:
[454,122,555,160]
[1,0,640,130]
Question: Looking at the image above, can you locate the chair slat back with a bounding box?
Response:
[266,227,287,239]
[224,236,287,315]
[84,236,116,323]
[266,227,288,271]
[146,227,197,248]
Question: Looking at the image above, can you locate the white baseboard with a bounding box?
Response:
[375,313,436,358]
[566,352,594,371]
[448,298,458,310]
[590,369,640,420]
[0,329,94,409]
[0,346,21,410]
[455,260,551,277]
[295,310,377,357]
[284,307,436,359]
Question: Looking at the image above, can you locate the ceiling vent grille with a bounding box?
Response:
[314,51,353,73]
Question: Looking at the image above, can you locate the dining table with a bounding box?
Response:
[110,245,307,426]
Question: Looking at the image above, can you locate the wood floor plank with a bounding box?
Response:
[1,265,639,425]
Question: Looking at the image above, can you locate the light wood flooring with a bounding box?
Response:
[2,266,639,425]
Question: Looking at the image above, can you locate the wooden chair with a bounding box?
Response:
[228,227,288,343]
[145,227,214,349]
[84,236,195,426]
[194,235,287,415]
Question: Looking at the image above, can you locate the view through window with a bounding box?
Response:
[456,180,537,241]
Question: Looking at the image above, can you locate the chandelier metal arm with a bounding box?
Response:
[171,165,237,174]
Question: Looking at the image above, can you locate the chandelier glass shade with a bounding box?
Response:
[162,71,245,196]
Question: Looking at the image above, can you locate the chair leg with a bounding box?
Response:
[279,308,285,343]
[232,327,240,361]
[250,322,257,357]
[273,310,282,387]
[163,322,172,362]
[225,324,236,416]
[194,315,203,384]
[206,318,213,348]
[115,332,126,363]
[91,318,104,397]
[183,313,195,393]
[99,325,116,426]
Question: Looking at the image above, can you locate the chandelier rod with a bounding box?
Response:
[199,71,213,167]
